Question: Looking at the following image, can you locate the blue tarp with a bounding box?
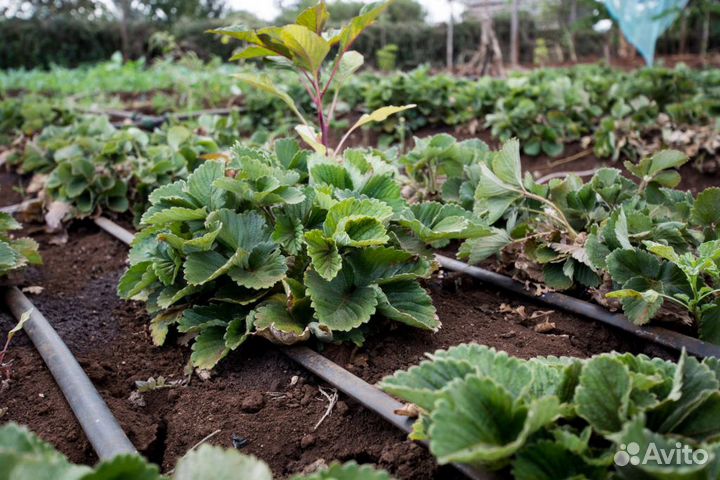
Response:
[604,0,688,66]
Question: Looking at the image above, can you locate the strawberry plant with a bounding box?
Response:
[607,239,720,342]
[120,139,491,368]
[382,343,720,479]
[398,133,490,204]
[0,210,41,277]
[426,137,720,340]
[11,114,230,221]
[362,68,499,140]
[0,96,74,142]
[0,422,392,480]
[485,75,601,157]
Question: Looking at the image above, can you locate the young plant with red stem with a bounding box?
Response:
[209,0,414,157]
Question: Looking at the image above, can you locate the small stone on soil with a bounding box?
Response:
[300,434,316,449]
[240,391,265,413]
[231,433,249,449]
[335,401,349,416]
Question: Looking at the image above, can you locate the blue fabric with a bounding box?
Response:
[604,0,688,66]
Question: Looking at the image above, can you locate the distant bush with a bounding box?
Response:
[0,14,717,70]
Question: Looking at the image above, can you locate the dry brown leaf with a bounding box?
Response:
[44,201,72,233]
[533,284,553,297]
[394,403,421,418]
[27,173,48,194]
[499,303,527,319]
[21,286,44,295]
[534,321,556,333]
[0,149,15,167]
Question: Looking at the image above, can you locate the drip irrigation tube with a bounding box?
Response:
[77,107,242,131]
[93,215,720,358]
[3,287,137,459]
[93,217,492,479]
[436,255,720,358]
[283,346,495,480]
[94,217,135,245]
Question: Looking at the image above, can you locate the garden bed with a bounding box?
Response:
[0,223,451,478]
[0,106,716,477]
[0,185,676,479]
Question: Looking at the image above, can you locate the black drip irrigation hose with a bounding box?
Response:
[436,255,720,359]
[3,287,137,459]
[283,346,496,480]
[92,217,492,480]
[93,215,720,358]
[94,217,135,245]
[76,107,242,131]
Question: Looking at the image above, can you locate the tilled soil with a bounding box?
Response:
[0,170,26,206]
[0,224,455,479]
[0,130,709,478]
[0,219,675,479]
[322,271,673,385]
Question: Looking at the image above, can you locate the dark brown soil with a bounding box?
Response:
[322,272,673,386]
[0,170,26,206]
[0,136,698,479]
[0,224,457,479]
[0,222,675,479]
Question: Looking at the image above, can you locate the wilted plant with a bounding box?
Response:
[0,309,32,384]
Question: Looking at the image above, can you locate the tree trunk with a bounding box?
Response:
[567,0,578,62]
[679,13,688,55]
[700,8,710,59]
[463,3,504,77]
[617,28,634,60]
[447,0,455,71]
[510,0,519,67]
[119,0,130,61]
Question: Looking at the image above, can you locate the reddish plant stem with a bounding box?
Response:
[321,46,355,98]
[311,74,329,148]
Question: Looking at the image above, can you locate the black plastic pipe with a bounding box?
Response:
[283,346,497,480]
[93,217,492,479]
[3,287,137,459]
[94,217,134,245]
[437,255,720,359]
[78,107,242,131]
[94,215,720,359]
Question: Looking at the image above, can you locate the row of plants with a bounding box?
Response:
[1,4,719,480]
[55,0,714,371]
[8,343,720,480]
[382,344,720,479]
[1,106,258,223]
[0,423,391,480]
[1,0,716,367]
[109,132,719,371]
[361,63,720,161]
[3,56,718,165]
[400,133,720,343]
